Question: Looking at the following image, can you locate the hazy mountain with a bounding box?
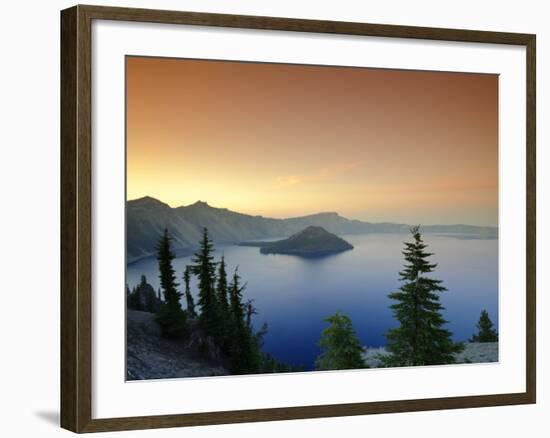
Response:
[257,226,354,257]
[127,196,497,263]
[126,196,200,262]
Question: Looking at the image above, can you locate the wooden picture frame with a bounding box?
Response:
[60,4,536,433]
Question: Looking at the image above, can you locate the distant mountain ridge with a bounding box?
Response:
[127,196,498,263]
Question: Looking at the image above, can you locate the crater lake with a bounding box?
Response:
[127,233,498,370]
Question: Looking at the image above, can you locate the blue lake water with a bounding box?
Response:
[127,233,498,370]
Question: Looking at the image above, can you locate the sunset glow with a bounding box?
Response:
[126,56,498,226]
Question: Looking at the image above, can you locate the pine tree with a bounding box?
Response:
[469,310,498,342]
[228,268,246,331]
[383,226,463,366]
[214,255,232,349]
[228,268,260,374]
[315,312,365,370]
[216,255,230,318]
[244,299,258,330]
[127,286,141,311]
[183,266,197,318]
[190,228,220,337]
[157,228,181,308]
[155,228,187,338]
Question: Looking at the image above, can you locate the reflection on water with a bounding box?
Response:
[127,233,498,370]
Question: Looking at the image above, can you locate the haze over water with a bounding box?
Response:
[127,233,498,370]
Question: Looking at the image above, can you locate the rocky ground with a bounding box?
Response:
[128,309,499,378]
[363,342,499,368]
[126,310,230,380]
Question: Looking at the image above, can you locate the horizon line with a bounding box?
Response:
[127,195,498,229]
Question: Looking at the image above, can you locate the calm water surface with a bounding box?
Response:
[127,233,498,370]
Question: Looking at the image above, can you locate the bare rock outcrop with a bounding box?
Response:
[126,310,229,380]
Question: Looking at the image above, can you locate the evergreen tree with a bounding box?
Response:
[127,276,162,313]
[245,299,258,330]
[315,312,365,370]
[126,284,133,309]
[228,268,245,330]
[155,228,187,338]
[228,268,260,374]
[383,226,463,366]
[190,228,220,337]
[216,255,230,318]
[260,352,304,373]
[214,255,232,349]
[183,266,197,318]
[139,275,153,312]
[469,310,498,342]
[157,229,181,308]
[127,286,141,311]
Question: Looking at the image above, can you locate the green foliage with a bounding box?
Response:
[183,266,197,318]
[260,352,304,373]
[215,255,232,350]
[178,229,274,374]
[216,255,230,316]
[244,299,258,330]
[227,268,261,374]
[315,312,365,371]
[157,228,182,309]
[469,309,498,342]
[190,228,222,338]
[383,226,463,367]
[148,227,299,374]
[127,276,162,313]
[155,304,188,338]
[155,228,187,337]
[127,285,140,310]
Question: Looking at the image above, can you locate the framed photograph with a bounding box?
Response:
[60,5,536,433]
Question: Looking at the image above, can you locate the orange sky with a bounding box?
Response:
[126,56,498,226]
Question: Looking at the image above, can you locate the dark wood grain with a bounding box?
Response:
[61,5,93,431]
[60,5,78,432]
[525,34,536,403]
[80,393,534,433]
[60,4,537,433]
[79,4,534,45]
[76,4,93,431]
